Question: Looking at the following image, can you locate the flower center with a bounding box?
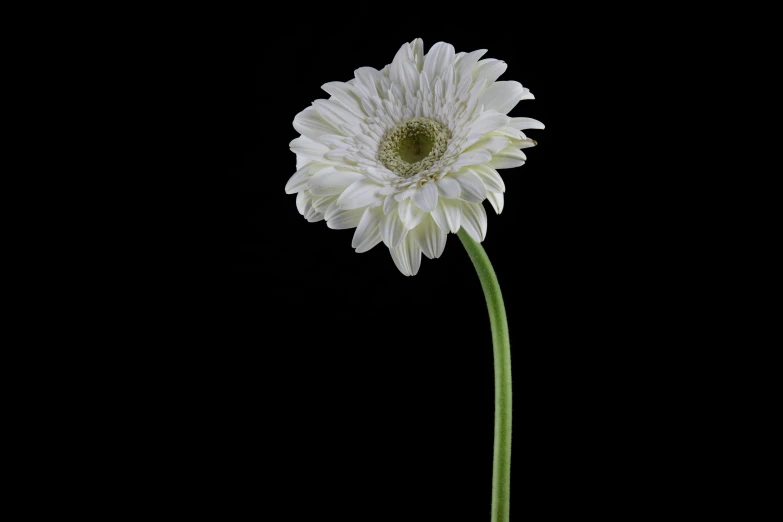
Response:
[378,118,451,178]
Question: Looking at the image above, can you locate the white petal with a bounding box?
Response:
[388,243,410,276]
[312,195,337,213]
[313,99,364,131]
[423,42,455,81]
[305,208,324,223]
[383,194,396,215]
[508,117,545,130]
[410,38,425,71]
[367,167,394,184]
[418,70,430,93]
[321,82,366,117]
[295,155,312,170]
[489,146,527,169]
[318,134,350,149]
[381,210,408,248]
[471,164,506,193]
[436,176,461,199]
[396,186,416,202]
[389,235,422,276]
[323,198,343,219]
[290,136,329,160]
[285,163,319,194]
[452,149,492,169]
[308,168,364,196]
[487,191,504,214]
[293,107,342,140]
[479,81,525,115]
[453,170,487,203]
[354,67,383,97]
[430,202,448,232]
[455,49,487,84]
[431,198,462,233]
[515,138,538,149]
[398,198,426,230]
[413,216,447,259]
[434,76,444,98]
[491,126,525,140]
[461,202,487,242]
[465,135,510,154]
[473,59,507,85]
[296,191,310,216]
[352,133,378,152]
[323,149,357,163]
[467,111,510,140]
[336,179,382,209]
[355,227,382,253]
[326,208,365,230]
[352,207,382,248]
[412,182,438,212]
[442,65,455,93]
[464,80,485,116]
[390,44,419,94]
[405,235,422,276]
[392,41,413,63]
[298,191,322,223]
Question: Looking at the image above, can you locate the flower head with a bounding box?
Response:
[286,39,543,275]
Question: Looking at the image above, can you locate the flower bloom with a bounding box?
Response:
[286,39,543,275]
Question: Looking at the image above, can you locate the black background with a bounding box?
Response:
[231,20,666,520]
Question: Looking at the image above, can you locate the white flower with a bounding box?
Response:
[286,39,543,276]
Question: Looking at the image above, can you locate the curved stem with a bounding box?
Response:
[458,229,511,522]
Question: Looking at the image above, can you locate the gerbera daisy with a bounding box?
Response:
[285,38,543,275]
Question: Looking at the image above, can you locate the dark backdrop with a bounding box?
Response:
[232,21,662,521]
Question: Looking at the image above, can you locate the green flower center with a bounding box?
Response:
[379,118,451,178]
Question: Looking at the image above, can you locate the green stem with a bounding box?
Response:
[458,229,511,522]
